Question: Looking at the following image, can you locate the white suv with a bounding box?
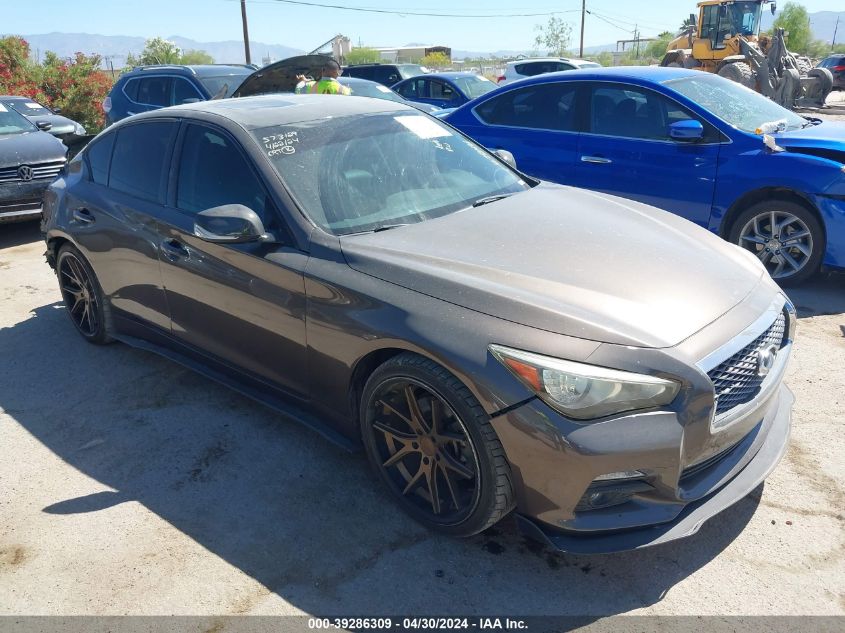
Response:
[497,57,601,85]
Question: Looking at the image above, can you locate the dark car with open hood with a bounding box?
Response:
[0,104,67,224]
[42,94,794,553]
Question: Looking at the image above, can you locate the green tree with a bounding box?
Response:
[679,16,696,34]
[533,16,573,57]
[179,49,214,64]
[588,51,614,67]
[127,37,182,66]
[644,32,675,61]
[772,2,811,53]
[345,47,381,65]
[421,51,451,70]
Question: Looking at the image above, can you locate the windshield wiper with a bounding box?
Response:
[371,223,410,233]
[472,193,515,208]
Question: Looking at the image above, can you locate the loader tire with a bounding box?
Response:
[808,68,834,101]
[718,61,755,89]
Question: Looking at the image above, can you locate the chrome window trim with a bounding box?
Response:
[696,294,788,374]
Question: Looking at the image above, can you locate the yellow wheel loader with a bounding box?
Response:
[660,0,833,109]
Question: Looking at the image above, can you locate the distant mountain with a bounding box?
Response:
[5,32,303,68]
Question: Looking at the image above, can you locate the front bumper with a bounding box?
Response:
[0,179,49,223]
[509,384,792,554]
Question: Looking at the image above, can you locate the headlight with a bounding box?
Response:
[489,345,680,421]
[74,122,87,135]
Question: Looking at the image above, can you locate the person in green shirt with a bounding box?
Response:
[309,59,351,95]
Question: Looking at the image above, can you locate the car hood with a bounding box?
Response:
[0,130,67,169]
[340,184,765,348]
[775,121,845,150]
[233,54,333,98]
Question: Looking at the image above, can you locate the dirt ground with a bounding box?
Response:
[1,187,844,616]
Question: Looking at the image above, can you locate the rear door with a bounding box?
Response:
[574,82,721,226]
[155,121,309,396]
[453,81,582,183]
[70,120,176,331]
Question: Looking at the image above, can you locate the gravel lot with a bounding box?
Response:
[1,168,844,616]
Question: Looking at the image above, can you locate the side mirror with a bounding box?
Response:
[492,148,517,170]
[669,119,704,142]
[36,120,52,132]
[193,204,275,243]
[689,12,697,28]
[52,107,62,114]
[771,2,777,16]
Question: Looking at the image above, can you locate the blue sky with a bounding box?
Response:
[3,0,844,52]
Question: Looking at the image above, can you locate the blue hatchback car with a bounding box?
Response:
[393,72,497,110]
[444,67,845,284]
[103,64,256,126]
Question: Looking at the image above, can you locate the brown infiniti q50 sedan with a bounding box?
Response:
[41,95,795,554]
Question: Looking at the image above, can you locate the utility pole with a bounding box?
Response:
[240,0,252,65]
[833,16,839,48]
[579,0,586,57]
[634,25,640,58]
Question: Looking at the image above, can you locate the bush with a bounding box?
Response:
[0,36,112,133]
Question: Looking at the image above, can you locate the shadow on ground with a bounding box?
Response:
[0,220,40,250]
[0,301,772,616]
[787,272,845,318]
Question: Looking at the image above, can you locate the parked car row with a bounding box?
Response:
[42,94,796,554]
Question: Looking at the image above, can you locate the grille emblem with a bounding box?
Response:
[18,165,34,181]
[756,344,778,378]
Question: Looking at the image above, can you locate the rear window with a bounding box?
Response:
[515,61,572,76]
[6,100,51,116]
[122,78,140,101]
[198,73,251,98]
[109,121,178,202]
[345,66,375,80]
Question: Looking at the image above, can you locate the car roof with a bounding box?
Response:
[0,95,41,101]
[516,65,700,83]
[124,94,411,130]
[123,64,254,77]
[411,72,483,80]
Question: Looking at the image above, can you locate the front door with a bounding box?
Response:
[156,122,309,397]
[574,82,721,226]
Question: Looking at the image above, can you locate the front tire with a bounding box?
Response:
[729,200,824,285]
[717,61,756,89]
[360,353,514,536]
[56,244,113,344]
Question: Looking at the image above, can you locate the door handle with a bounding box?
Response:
[580,155,613,164]
[161,238,189,261]
[72,208,95,224]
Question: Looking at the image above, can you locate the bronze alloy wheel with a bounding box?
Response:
[57,245,112,344]
[361,353,514,536]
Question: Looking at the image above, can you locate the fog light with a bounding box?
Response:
[574,478,653,512]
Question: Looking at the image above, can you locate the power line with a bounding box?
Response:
[239,0,580,18]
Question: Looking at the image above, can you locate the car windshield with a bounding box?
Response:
[664,73,807,133]
[342,81,404,102]
[452,75,496,99]
[5,99,51,116]
[0,104,36,134]
[199,73,252,98]
[398,64,426,79]
[726,1,762,36]
[253,112,529,236]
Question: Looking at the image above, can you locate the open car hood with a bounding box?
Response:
[232,54,333,98]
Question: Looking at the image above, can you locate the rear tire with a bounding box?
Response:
[718,61,756,89]
[728,199,824,285]
[360,353,514,536]
[56,244,113,344]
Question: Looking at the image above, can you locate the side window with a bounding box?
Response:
[476,82,579,132]
[85,132,115,185]
[702,5,721,48]
[109,121,177,202]
[589,85,711,142]
[350,66,374,80]
[429,81,456,101]
[123,78,140,102]
[396,80,417,98]
[137,77,173,107]
[176,124,268,221]
[374,66,400,85]
[173,78,202,105]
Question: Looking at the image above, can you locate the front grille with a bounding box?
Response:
[707,313,786,417]
[0,160,66,183]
